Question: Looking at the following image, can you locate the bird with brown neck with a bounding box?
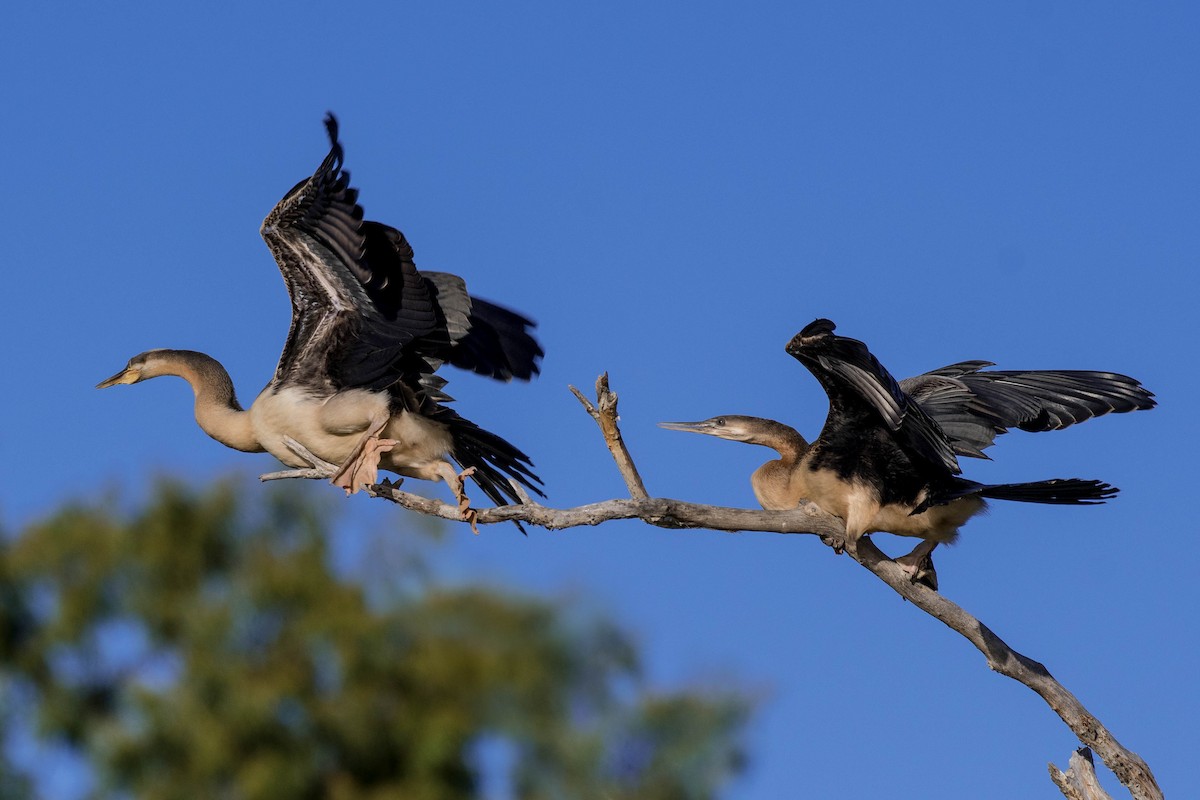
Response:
[658,416,811,511]
[662,319,1155,588]
[98,114,544,525]
[98,349,262,453]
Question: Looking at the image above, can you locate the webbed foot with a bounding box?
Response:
[820,531,847,555]
[452,467,479,533]
[894,541,939,590]
[332,436,399,495]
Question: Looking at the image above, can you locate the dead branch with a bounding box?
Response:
[569,372,650,501]
[264,376,1162,800]
[1051,749,1116,800]
[851,536,1159,799]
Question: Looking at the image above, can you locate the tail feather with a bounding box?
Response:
[446,415,545,508]
[915,476,1117,513]
[978,478,1117,505]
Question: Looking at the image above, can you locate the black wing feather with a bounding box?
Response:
[261,114,439,391]
[786,319,961,474]
[902,363,1155,458]
[418,272,544,382]
[261,114,545,504]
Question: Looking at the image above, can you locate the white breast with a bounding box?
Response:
[249,386,390,467]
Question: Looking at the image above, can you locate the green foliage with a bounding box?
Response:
[0,480,749,799]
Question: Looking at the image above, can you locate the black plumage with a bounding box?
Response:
[99,114,543,516]
[786,319,1124,518]
[900,362,1155,459]
[661,318,1153,587]
[261,114,544,507]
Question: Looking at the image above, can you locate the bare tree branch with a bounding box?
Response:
[1051,749,1116,800]
[263,376,1163,799]
[850,537,1160,799]
[569,373,650,501]
[365,482,845,535]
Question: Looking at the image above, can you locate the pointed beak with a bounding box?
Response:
[96,367,137,389]
[658,420,717,435]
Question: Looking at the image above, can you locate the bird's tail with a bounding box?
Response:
[446,414,545,509]
[977,478,1117,505]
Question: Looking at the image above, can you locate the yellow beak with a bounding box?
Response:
[96,368,139,389]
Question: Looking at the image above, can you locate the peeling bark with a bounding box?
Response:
[1051,749,1116,800]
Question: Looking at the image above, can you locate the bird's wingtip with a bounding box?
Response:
[800,318,836,337]
[786,318,837,355]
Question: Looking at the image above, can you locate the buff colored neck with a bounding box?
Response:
[162,351,263,453]
[745,418,810,464]
[744,419,811,511]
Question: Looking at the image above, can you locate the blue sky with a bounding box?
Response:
[2,3,1197,797]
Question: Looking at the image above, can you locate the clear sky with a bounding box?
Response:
[2,3,1197,797]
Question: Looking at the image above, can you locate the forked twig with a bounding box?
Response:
[569,372,650,501]
[1051,749,1116,800]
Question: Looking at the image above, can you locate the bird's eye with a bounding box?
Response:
[715,418,726,426]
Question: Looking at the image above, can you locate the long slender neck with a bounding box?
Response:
[747,419,810,466]
[160,351,263,453]
[745,419,811,511]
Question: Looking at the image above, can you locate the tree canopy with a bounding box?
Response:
[0,480,749,799]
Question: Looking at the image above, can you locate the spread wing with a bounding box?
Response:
[256,114,546,506]
[902,362,1156,459]
[786,319,961,474]
[259,113,439,392]
[417,271,544,382]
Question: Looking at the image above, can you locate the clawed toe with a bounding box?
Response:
[333,436,399,495]
[894,543,939,590]
[432,461,483,531]
[820,532,847,555]
[452,467,479,533]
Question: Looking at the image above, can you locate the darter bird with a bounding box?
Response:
[98,114,544,525]
[661,318,1153,587]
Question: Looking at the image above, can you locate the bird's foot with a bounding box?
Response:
[452,467,479,533]
[820,531,847,555]
[894,543,939,591]
[821,530,861,557]
[332,436,399,495]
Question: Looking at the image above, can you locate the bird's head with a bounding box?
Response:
[96,350,179,388]
[659,416,810,458]
[658,415,773,445]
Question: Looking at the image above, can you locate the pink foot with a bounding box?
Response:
[332,437,399,495]
[453,467,479,533]
[894,544,938,590]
